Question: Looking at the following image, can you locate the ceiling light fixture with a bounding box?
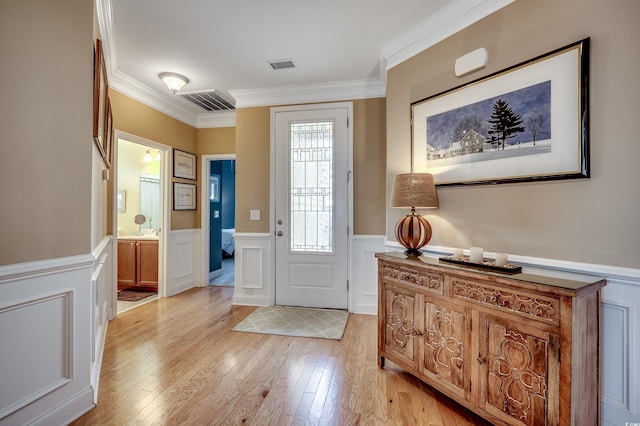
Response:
[158,72,189,94]
[143,150,153,162]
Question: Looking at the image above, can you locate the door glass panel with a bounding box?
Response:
[290,121,333,253]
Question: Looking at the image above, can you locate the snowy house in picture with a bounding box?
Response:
[459,130,486,154]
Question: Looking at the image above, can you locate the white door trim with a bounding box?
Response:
[200,154,237,287]
[269,102,354,310]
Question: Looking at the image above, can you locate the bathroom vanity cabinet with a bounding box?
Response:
[118,238,158,290]
[376,252,605,426]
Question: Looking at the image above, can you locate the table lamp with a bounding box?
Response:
[390,173,439,256]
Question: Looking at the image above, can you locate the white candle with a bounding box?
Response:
[452,248,464,260]
[495,253,508,267]
[469,247,484,263]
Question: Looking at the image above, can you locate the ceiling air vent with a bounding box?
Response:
[268,59,296,70]
[178,90,235,112]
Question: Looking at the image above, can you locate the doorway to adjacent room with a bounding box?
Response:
[115,135,169,313]
[202,156,236,287]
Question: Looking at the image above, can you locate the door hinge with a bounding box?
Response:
[347,279,350,290]
[347,117,349,128]
[347,170,351,182]
[347,225,350,235]
[470,318,473,332]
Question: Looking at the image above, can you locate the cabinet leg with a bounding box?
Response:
[379,356,385,368]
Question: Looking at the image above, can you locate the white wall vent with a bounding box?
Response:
[268,59,296,70]
[179,90,235,112]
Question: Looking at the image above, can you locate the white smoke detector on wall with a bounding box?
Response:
[454,48,489,77]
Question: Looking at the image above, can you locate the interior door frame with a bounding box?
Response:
[112,130,171,316]
[269,102,354,309]
[200,154,236,287]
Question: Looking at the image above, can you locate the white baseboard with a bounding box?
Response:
[209,268,222,281]
[32,387,94,426]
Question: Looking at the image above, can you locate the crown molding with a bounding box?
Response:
[196,111,236,128]
[229,78,386,109]
[383,0,515,70]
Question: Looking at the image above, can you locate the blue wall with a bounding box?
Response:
[209,160,236,274]
[221,160,236,229]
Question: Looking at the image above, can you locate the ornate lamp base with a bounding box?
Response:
[395,208,433,257]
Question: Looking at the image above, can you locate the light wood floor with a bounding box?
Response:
[71,287,489,425]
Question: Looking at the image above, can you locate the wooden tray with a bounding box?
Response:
[439,255,522,274]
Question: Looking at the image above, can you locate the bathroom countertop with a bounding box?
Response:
[118,234,159,240]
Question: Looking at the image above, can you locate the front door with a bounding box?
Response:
[274,104,350,309]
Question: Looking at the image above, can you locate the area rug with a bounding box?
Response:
[232,306,349,340]
[117,289,157,302]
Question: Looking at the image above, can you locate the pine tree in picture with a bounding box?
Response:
[487,99,526,150]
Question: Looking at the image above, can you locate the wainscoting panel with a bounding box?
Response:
[350,235,387,314]
[90,237,113,402]
[0,291,72,419]
[168,229,202,296]
[232,233,272,306]
[241,247,263,289]
[0,255,94,425]
[600,276,640,426]
[602,301,629,410]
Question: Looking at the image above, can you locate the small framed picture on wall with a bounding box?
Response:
[173,182,196,210]
[173,149,197,180]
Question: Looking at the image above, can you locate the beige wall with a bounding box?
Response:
[233,99,387,234]
[196,127,236,155]
[387,0,640,268]
[0,0,94,266]
[235,107,271,232]
[353,98,386,235]
[110,90,199,230]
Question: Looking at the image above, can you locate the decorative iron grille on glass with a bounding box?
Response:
[290,121,334,253]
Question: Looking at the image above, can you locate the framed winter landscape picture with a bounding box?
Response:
[411,38,589,186]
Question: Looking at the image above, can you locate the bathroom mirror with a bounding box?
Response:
[134,214,146,235]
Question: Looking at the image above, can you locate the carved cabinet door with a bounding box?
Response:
[477,313,560,426]
[382,284,419,368]
[419,297,470,400]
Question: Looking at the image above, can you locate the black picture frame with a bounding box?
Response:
[173,182,197,210]
[93,39,109,162]
[173,149,197,180]
[411,38,590,186]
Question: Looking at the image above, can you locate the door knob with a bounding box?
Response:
[276,231,283,236]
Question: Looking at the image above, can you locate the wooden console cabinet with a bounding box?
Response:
[118,239,158,290]
[376,252,605,426]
